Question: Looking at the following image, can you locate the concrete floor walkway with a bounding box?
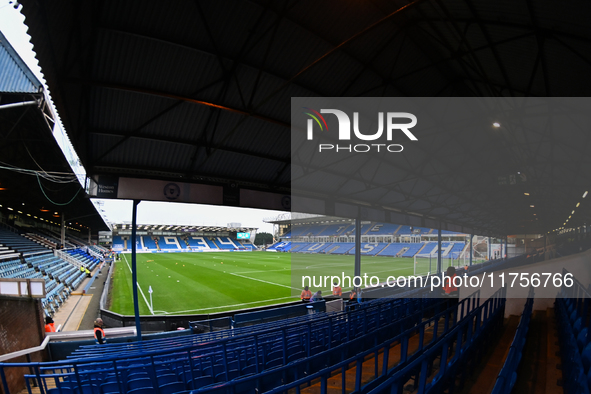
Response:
[51,262,110,332]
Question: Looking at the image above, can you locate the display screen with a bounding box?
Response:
[237,232,250,239]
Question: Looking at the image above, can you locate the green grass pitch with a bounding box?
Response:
[108,251,444,315]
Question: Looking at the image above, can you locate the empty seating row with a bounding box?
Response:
[44,261,71,279]
[285,223,465,238]
[0,245,20,260]
[114,236,250,252]
[0,254,73,317]
[0,263,35,279]
[25,233,57,249]
[0,227,50,255]
[491,287,534,393]
[285,242,458,258]
[66,249,100,271]
[0,257,22,270]
[401,243,425,257]
[555,268,591,394]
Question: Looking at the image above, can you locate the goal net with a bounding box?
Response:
[413,252,468,276]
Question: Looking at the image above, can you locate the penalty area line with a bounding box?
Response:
[159,296,296,314]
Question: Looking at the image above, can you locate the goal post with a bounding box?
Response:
[414,252,468,275]
[413,253,435,276]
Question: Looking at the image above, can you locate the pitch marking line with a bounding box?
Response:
[158,296,296,315]
[233,269,288,274]
[122,254,154,315]
[229,272,301,291]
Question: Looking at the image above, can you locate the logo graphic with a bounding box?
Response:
[304,108,418,153]
[303,108,329,139]
[164,183,181,200]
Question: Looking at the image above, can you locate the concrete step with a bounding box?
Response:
[512,307,563,394]
[463,315,520,394]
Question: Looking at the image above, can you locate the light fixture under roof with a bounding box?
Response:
[572,210,575,214]
[584,191,589,198]
[492,122,501,128]
[524,193,530,196]
[530,205,534,208]
[577,202,581,207]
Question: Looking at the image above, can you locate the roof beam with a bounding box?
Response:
[89,128,290,164]
[69,79,290,128]
[461,0,515,96]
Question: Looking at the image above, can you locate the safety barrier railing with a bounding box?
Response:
[54,250,82,268]
[556,268,591,394]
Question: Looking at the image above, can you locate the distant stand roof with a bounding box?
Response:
[0,29,107,232]
[0,30,42,94]
[111,224,257,233]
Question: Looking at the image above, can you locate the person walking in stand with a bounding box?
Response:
[442,266,459,299]
[442,265,460,320]
[300,286,312,302]
[94,318,106,344]
[44,317,56,332]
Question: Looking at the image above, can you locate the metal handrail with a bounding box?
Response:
[0,327,137,363]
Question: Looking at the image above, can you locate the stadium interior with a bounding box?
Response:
[1,1,591,394]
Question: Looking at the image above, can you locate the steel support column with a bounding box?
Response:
[354,218,361,294]
[61,214,65,247]
[469,235,473,266]
[131,199,142,340]
[437,228,442,274]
